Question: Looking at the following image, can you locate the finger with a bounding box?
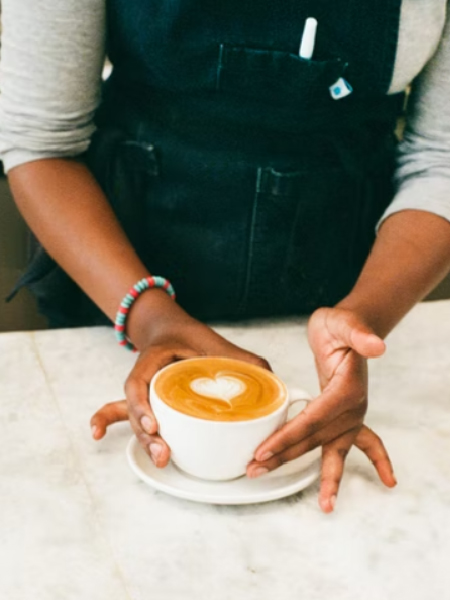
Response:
[254,365,365,462]
[355,425,397,488]
[253,401,341,462]
[237,351,272,373]
[213,341,273,373]
[89,399,172,467]
[125,345,198,437]
[88,401,170,466]
[319,429,358,513]
[136,431,172,468]
[331,311,386,358]
[186,325,273,372]
[90,400,128,440]
[247,413,360,476]
[125,376,159,436]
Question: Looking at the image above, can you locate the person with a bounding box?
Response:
[1,0,450,513]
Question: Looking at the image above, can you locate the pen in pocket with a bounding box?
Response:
[299,17,318,59]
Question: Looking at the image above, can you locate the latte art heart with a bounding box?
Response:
[190,376,246,404]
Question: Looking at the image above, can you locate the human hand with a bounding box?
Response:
[90,299,271,468]
[246,307,397,512]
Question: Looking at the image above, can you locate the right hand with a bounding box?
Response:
[90,296,271,468]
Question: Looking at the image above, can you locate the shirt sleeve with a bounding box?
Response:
[0,0,106,174]
[378,5,450,229]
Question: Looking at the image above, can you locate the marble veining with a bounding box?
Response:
[1,301,450,599]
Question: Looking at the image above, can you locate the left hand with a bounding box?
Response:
[246,307,397,512]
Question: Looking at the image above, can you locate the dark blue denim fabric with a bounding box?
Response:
[9,0,404,326]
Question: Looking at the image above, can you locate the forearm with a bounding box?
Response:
[337,210,450,338]
[8,158,178,347]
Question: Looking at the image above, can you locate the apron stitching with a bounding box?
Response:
[216,44,225,91]
[237,168,261,314]
[281,192,304,291]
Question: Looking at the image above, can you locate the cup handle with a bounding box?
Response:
[287,387,313,419]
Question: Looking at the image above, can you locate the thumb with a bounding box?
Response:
[333,310,386,358]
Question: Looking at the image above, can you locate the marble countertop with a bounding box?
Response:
[1,301,450,600]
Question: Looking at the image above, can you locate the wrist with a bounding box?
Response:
[125,288,182,350]
[335,212,450,341]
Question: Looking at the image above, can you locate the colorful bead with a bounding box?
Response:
[114,276,176,352]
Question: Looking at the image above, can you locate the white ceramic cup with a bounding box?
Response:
[150,360,311,481]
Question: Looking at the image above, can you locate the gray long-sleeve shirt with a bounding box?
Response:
[0,0,449,229]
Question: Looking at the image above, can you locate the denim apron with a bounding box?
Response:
[9,0,404,327]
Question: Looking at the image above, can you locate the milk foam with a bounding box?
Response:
[190,375,246,405]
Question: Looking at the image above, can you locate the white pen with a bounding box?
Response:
[299,17,318,59]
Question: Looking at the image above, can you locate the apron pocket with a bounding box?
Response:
[282,166,364,311]
[216,44,346,107]
[239,163,365,317]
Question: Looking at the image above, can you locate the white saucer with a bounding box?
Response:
[127,437,320,505]
[126,394,321,504]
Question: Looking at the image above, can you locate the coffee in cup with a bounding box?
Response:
[153,356,286,422]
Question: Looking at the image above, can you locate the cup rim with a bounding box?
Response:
[150,356,289,426]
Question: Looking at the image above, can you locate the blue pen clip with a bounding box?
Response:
[329,77,353,100]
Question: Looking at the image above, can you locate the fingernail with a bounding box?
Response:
[149,443,162,461]
[141,416,154,433]
[330,495,337,510]
[257,451,273,462]
[91,425,98,438]
[249,467,269,479]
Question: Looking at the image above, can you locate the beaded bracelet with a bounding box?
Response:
[114,276,176,351]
